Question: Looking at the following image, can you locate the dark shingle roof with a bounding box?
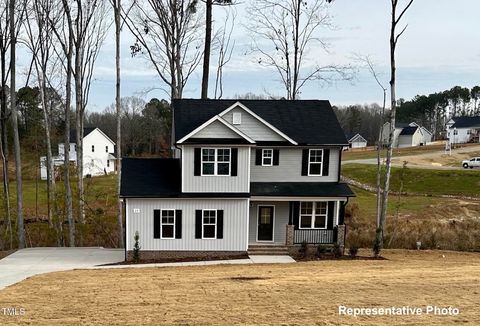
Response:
[70,127,96,143]
[399,126,418,136]
[173,99,348,146]
[120,158,249,198]
[452,116,480,129]
[250,182,355,197]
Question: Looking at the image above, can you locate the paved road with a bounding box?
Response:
[343,145,480,170]
[0,247,124,290]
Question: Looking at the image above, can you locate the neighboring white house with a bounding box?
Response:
[446,116,480,144]
[40,127,116,180]
[346,133,367,149]
[382,122,432,148]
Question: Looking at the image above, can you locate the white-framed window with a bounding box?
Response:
[308,149,323,176]
[201,148,231,176]
[92,145,95,152]
[453,129,458,135]
[161,210,175,239]
[105,146,109,152]
[202,210,217,239]
[107,160,110,168]
[299,202,328,229]
[262,149,273,166]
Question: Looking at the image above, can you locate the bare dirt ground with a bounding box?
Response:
[0,250,478,325]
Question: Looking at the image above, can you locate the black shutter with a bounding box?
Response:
[322,149,330,176]
[175,210,182,239]
[195,210,202,239]
[327,201,335,230]
[194,148,201,176]
[273,149,280,166]
[153,209,160,239]
[292,201,300,230]
[255,149,262,165]
[216,210,224,239]
[338,203,345,225]
[301,149,309,176]
[231,148,238,176]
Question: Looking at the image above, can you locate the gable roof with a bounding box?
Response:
[173,99,348,146]
[451,116,480,129]
[347,133,367,143]
[70,127,96,143]
[399,126,418,136]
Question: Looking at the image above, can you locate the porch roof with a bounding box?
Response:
[250,182,355,198]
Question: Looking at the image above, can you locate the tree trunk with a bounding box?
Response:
[114,0,124,248]
[201,0,212,99]
[10,0,25,249]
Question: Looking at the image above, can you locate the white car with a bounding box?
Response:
[462,157,480,169]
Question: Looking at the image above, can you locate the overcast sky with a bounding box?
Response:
[26,0,479,112]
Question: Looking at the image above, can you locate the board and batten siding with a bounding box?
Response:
[192,120,241,139]
[182,145,250,193]
[249,201,289,244]
[250,147,340,182]
[126,198,249,251]
[222,107,285,141]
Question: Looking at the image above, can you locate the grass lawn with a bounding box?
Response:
[342,144,449,161]
[342,164,480,197]
[0,250,478,325]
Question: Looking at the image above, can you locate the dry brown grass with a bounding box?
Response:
[0,250,479,325]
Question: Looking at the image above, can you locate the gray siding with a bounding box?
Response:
[250,147,340,182]
[222,107,285,141]
[249,201,289,244]
[182,145,250,193]
[126,198,249,251]
[193,120,241,139]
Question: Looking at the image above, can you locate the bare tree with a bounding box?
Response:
[10,0,27,249]
[376,0,415,254]
[110,0,124,248]
[124,0,203,101]
[247,0,353,100]
[213,8,235,99]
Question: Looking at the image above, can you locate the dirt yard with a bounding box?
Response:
[0,250,479,325]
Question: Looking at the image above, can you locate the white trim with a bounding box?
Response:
[125,199,129,250]
[219,101,298,145]
[246,198,250,251]
[307,149,324,176]
[261,149,273,166]
[250,196,348,201]
[348,134,367,143]
[335,201,339,226]
[160,209,176,240]
[181,145,185,192]
[247,148,251,193]
[177,115,256,144]
[256,205,275,243]
[201,209,218,240]
[200,147,231,176]
[298,201,328,230]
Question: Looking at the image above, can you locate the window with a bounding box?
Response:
[299,202,328,229]
[161,210,175,239]
[105,146,109,153]
[92,145,95,152]
[308,149,323,176]
[262,149,273,166]
[453,130,458,135]
[202,210,217,239]
[107,160,110,168]
[201,148,230,176]
[232,112,242,125]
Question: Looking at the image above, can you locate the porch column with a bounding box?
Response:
[286,224,294,246]
[337,225,346,251]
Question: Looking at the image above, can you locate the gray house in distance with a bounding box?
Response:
[120,100,355,260]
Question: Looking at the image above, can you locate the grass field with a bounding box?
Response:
[342,163,480,197]
[342,144,448,161]
[0,250,478,325]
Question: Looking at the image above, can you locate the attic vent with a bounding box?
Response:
[233,112,242,125]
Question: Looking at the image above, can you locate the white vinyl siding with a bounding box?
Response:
[182,145,250,193]
[222,107,285,142]
[126,198,249,251]
[192,120,242,139]
[250,147,340,182]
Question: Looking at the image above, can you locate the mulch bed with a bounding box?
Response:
[100,253,250,266]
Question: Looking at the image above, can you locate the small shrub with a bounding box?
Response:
[316,245,327,258]
[133,231,141,263]
[333,243,343,258]
[348,245,359,259]
[373,228,382,258]
[299,240,308,258]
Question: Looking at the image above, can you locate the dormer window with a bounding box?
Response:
[262,149,273,166]
[201,148,230,176]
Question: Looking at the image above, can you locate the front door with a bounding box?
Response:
[257,206,274,241]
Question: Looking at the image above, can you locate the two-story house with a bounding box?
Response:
[120,100,354,260]
[40,127,116,180]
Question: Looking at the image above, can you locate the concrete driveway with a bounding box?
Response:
[0,247,124,290]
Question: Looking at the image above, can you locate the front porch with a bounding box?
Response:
[248,200,347,251]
